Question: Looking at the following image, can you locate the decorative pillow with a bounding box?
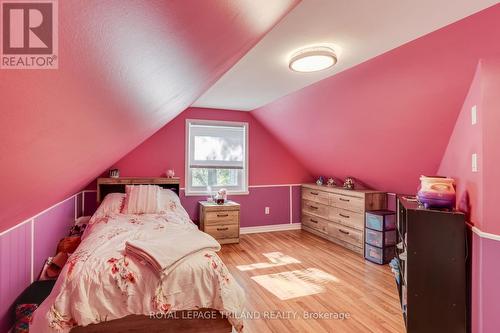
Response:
[158,189,181,211]
[159,189,192,224]
[14,304,38,333]
[121,185,161,214]
[93,193,125,218]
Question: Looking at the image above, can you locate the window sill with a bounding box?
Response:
[184,190,250,197]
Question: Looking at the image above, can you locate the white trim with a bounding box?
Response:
[0,218,32,237]
[74,196,78,220]
[471,226,500,242]
[249,184,301,188]
[82,190,97,193]
[31,194,77,221]
[82,191,85,216]
[240,223,302,234]
[0,192,79,236]
[30,219,34,283]
[289,186,293,224]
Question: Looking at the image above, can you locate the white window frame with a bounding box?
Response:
[185,119,249,196]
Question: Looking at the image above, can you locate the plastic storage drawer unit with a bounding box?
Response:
[366,210,396,231]
[366,228,397,247]
[365,244,395,264]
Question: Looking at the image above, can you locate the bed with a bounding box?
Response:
[31,178,245,333]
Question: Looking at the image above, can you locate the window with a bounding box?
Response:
[186,119,248,195]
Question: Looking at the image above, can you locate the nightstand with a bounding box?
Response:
[199,201,240,244]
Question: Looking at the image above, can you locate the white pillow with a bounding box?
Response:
[121,185,161,214]
[93,193,125,218]
[158,189,192,223]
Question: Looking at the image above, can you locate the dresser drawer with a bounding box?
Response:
[331,194,364,213]
[330,208,364,231]
[327,222,363,247]
[302,199,330,219]
[302,188,330,205]
[205,224,239,239]
[204,211,239,225]
[301,213,328,234]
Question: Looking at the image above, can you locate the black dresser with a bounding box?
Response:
[395,196,467,333]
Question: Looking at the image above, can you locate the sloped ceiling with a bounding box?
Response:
[251,4,500,194]
[0,0,298,231]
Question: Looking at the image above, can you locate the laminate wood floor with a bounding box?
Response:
[218,230,406,333]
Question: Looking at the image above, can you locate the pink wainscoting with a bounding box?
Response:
[471,231,482,333]
[0,194,83,331]
[110,107,313,187]
[291,186,301,224]
[81,186,301,228]
[33,197,77,279]
[0,0,298,233]
[251,4,500,195]
[0,223,32,333]
[480,236,500,333]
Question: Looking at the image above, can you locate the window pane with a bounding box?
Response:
[191,168,209,187]
[190,168,240,188]
[194,135,243,162]
[216,169,238,186]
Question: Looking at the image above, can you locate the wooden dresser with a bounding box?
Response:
[199,201,240,244]
[301,184,386,255]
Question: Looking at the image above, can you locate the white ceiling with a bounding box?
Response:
[193,0,499,111]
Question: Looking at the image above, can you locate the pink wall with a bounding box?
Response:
[438,62,483,227]
[0,0,298,233]
[480,60,500,236]
[438,59,500,333]
[111,107,312,187]
[105,107,312,227]
[251,4,500,195]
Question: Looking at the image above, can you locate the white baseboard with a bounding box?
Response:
[240,223,302,234]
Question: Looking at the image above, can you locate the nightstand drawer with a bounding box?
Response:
[204,211,239,225]
[205,224,239,239]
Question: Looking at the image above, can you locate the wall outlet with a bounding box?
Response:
[471,105,477,125]
[472,153,478,172]
[265,207,270,215]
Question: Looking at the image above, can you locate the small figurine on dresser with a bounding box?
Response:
[316,176,324,186]
[343,177,355,190]
[326,177,336,187]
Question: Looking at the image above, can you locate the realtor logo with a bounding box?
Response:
[1,0,58,69]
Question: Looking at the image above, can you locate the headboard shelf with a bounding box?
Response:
[97,177,180,202]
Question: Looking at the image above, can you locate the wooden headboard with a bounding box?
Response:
[96,177,180,202]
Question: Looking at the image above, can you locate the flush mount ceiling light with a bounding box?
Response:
[289,46,337,73]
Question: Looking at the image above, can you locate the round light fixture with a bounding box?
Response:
[289,46,337,73]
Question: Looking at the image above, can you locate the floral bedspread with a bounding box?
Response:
[30,213,245,332]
